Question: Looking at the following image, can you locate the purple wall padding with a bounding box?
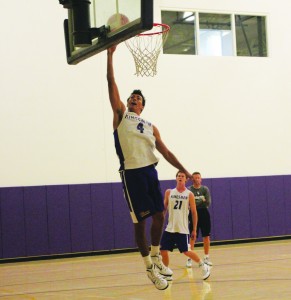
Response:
[211,178,233,241]
[266,176,286,236]
[46,185,71,254]
[248,177,269,238]
[91,183,114,251]
[0,188,26,258]
[0,209,2,258]
[0,174,291,260]
[0,201,2,258]
[24,186,49,256]
[284,175,291,233]
[159,180,175,194]
[69,184,93,252]
[111,182,135,249]
[230,178,251,239]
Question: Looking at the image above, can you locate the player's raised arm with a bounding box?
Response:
[107,46,126,130]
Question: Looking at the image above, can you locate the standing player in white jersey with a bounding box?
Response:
[160,171,210,280]
[107,45,192,290]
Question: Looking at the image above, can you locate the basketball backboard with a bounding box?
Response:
[58,0,153,65]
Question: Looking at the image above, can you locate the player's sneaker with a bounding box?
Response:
[151,254,173,278]
[203,257,213,266]
[200,263,210,280]
[147,264,169,290]
[163,275,173,281]
[186,258,192,268]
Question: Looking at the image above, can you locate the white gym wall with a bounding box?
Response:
[0,0,290,187]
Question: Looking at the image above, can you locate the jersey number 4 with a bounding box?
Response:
[137,122,144,133]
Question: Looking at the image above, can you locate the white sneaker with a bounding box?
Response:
[147,264,169,290]
[186,258,192,268]
[163,275,173,281]
[151,254,173,278]
[200,263,210,280]
[203,257,213,266]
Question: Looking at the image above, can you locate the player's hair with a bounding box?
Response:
[128,89,146,106]
[176,170,186,177]
[192,172,201,176]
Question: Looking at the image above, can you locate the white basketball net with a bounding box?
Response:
[125,23,170,77]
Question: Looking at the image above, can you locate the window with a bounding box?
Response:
[161,10,267,57]
[235,15,267,57]
[199,13,233,56]
[161,11,196,55]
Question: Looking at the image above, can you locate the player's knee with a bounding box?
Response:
[152,211,164,223]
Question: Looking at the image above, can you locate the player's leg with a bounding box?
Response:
[184,250,210,280]
[203,236,210,256]
[201,209,212,266]
[160,231,175,267]
[188,213,194,249]
[178,233,210,280]
[149,211,163,267]
[151,211,164,246]
[184,250,200,263]
[186,214,193,267]
[151,213,173,279]
[133,219,169,290]
[186,215,199,268]
[134,220,149,256]
[160,249,169,266]
[144,166,173,279]
[121,168,168,290]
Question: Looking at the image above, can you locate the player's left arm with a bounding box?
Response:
[153,125,192,179]
[163,189,170,216]
[204,187,211,207]
[189,192,197,240]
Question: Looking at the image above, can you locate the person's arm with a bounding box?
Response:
[107,46,126,130]
[204,186,211,207]
[163,189,170,216]
[153,125,192,178]
[189,192,197,240]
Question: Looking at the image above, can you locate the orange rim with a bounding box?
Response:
[138,23,170,36]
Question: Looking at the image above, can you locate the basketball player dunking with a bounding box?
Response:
[106,45,192,290]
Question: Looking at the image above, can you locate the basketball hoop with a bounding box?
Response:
[125,23,170,77]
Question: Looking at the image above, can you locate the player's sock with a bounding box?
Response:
[143,255,152,269]
[150,245,160,256]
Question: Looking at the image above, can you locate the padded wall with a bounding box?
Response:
[46,185,71,254]
[0,175,290,259]
[0,188,26,258]
[284,176,291,233]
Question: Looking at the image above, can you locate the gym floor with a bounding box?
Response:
[0,239,291,299]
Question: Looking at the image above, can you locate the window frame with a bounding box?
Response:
[161,9,268,57]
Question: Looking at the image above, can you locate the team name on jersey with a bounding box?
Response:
[170,194,188,200]
[125,114,152,126]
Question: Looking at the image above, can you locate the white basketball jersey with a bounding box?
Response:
[165,188,191,234]
[114,111,159,170]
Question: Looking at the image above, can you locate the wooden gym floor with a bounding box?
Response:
[0,239,291,299]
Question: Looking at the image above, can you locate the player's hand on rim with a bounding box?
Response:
[107,44,117,54]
